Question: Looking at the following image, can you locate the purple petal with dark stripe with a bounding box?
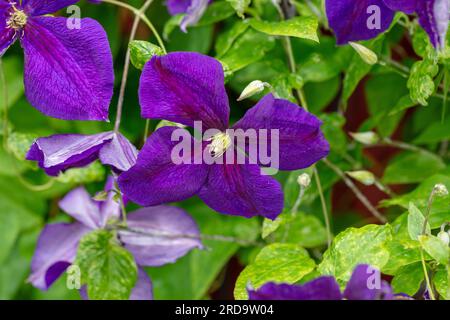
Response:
[59,187,103,229]
[248,277,343,300]
[22,0,80,16]
[343,264,395,300]
[119,206,202,266]
[118,126,208,207]
[325,0,395,44]
[180,0,209,32]
[28,222,89,290]
[416,0,449,48]
[233,94,329,171]
[198,162,284,219]
[26,132,113,176]
[99,133,138,172]
[21,16,113,121]
[166,0,192,15]
[0,1,17,56]
[139,52,229,131]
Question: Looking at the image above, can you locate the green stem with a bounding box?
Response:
[101,0,166,53]
[420,249,436,300]
[314,167,332,247]
[323,158,387,223]
[113,0,155,133]
[118,226,264,247]
[0,59,8,150]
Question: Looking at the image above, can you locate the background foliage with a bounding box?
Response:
[1,0,450,300]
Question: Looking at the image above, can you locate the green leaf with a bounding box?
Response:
[197,1,235,26]
[248,16,319,42]
[434,265,450,300]
[215,20,249,56]
[225,0,250,18]
[217,28,275,73]
[407,56,439,106]
[318,224,392,282]
[391,262,423,296]
[0,57,24,110]
[0,211,19,264]
[234,243,315,300]
[382,152,445,184]
[407,202,430,240]
[6,132,36,162]
[76,230,138,300]
[129,40,164,70]
[268,213,328,248]
[342,37,384,104]
[419,235,449,264]
[382,239,422,275]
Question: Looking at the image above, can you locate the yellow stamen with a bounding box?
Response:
[7,6,28,30]
[207,132,232,158]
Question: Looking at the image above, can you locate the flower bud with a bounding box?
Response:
[297,173,311,188]
[350,131,380,145]
[434,184,449,197]
[437,231,450,246]
[237,80,270,101]
[349,42,378,65]
[346,170,375,186]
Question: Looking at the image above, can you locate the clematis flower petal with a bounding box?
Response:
[166,0,192,15]
[233,94,329,171]
[180,0,209,32]
[129,268,154,300]
[28,222,89,290]
[0,2,17,56]
[22,0,80,16]
[59,187,102,230]
[343,264,394,300]
[79,267,153,300]
[139,52,229,131]
[248,277,343,300]
[119,126,208,207]
[415,0,449,48]
[382,0,417,13]
[98,176,122,227]
[26,132,113,176]
[325,0,395,44]
[119,206,202,266]
[197,162,284,219]
[99,133,138,172]
[20,16,114,121]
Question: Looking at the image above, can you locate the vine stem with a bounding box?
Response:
[314,167,332,247]
[101,0,166,52]
[0,59,8,150]
[275,0,332,247]
[420,250,436,300]
[323,158,387,223]
[117,226,265,247]
[112,0,155,133]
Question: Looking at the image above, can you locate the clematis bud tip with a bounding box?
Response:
[297,173,311,188]
[349,42,378,65]
[237,80,270,101]
[350,131,379,145]
[434,184,449,197]
[346,170,375,186]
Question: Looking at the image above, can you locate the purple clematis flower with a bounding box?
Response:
[26,131,138,176]
[118,52,329,220]
[326,0,449,48]
[1,0,114,120]
[166,0,210,32]
[248,264,401,300]
[28,178,202,300]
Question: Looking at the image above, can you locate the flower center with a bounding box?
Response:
[7,8,27,30]
[207,132,232,158]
